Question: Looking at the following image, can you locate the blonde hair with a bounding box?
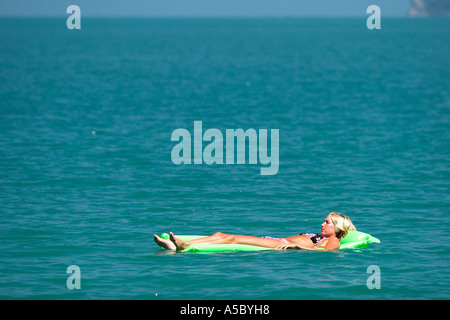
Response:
[329,212,356,239]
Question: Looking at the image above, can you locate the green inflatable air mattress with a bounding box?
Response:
[160,231,380,252]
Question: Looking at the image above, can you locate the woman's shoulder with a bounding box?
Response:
[323,236,340,250]
[327,235,340,242]
[317,235,338,246]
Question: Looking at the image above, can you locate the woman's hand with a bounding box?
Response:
[276,243,303,250]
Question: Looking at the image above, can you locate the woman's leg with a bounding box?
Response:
[229,235,289,248]
[169,232,288,251]
[169,232,233,250]
[154,234,177,250]
[170,232,229,245]
[154,232,236,250]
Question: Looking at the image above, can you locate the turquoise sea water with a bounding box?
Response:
[0,17,449,300]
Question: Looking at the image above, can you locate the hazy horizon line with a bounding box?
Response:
[0,13,417,18]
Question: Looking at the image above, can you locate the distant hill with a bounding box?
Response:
[409,0,450,16]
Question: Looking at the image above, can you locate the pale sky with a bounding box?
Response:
[0,0,411,17]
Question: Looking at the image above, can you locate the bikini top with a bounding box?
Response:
[299,233,328,246]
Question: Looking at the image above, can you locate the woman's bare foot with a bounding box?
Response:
[169,232,188,251]
[154,234,176,250]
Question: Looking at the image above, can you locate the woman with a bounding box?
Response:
[154,212,356,252]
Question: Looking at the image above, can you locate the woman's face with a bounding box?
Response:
[321,215,337,237]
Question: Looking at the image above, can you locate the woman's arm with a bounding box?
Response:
[277,237,340,251]
[276,243,318,251]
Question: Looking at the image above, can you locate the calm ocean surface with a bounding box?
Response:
[0,17,449,300]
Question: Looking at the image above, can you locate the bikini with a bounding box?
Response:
[299,233,328,247]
